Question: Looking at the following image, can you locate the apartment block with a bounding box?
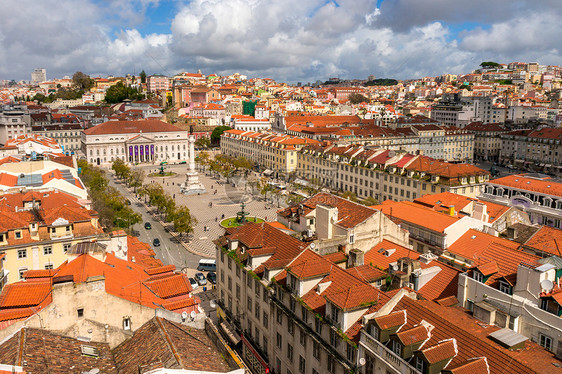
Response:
[298,144,488,201]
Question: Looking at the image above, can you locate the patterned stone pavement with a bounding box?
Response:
[144,164,286,258]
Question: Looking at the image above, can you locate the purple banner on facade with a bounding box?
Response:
[150,144,154,155]
[140,145,144,155]
[134,145,138,155]
[145,145,149,155]
[129,146,133,156]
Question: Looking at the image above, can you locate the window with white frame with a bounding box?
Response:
[415,356,425,371]
[18,268,28,279]
[392,339,402,356]
[473,270,484,283]
[17,249,27,259]
[539,333,553,351]
[499,280,512,295]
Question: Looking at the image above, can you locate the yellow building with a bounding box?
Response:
[220,130,319,174]
[0,190,103,284]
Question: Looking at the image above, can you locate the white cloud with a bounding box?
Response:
[1,0,562,81]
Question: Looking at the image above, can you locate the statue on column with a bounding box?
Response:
[180,134,206,195]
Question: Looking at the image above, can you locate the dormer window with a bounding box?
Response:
[473,270,484,283]
[289,274,297,292]
[330,304,339,323]
[391,339,402,356]
[499,280,512,295]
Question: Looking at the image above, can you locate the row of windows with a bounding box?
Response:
[17,243,72,259]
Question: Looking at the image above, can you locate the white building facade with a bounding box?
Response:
[82,119,189,166]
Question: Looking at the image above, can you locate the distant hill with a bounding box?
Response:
[365,78,398,86]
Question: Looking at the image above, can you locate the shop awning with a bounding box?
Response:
[220,321,241,345]
[263,169,273,176]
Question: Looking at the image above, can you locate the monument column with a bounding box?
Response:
[189,135,196,172]
[181,134,206,195]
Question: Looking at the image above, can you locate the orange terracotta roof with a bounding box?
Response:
[84,120,184,135]
[421,338,458,364]
[446,229,520,261]
[374,310,406,330]
[417,261,461,301]
[287,250,333,279]
[345,264,387,283]
[396,324,430,346]
[446,357,489,374]
[523,226,562,256]
[389,297,555,373]
[489,174,562,198]
[0,281,51,308]
[279,192,377,229]
[372,200,459,233]
[365,240,419,270]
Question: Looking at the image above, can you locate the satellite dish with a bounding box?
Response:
[210,300,216,308]
[181,311,188,321]
[392,264,399,271]
[190,310,197,320]
[541,279,554,293]
[310,243,316,249]
[359,357,366,366]
[90,369,100,374]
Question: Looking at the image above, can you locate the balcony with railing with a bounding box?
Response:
[360,331,420,374]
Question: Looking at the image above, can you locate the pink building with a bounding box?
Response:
[147,75,169,92]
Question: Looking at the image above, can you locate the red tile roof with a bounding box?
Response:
[446,229,521,262]
[365,239,419,270]
[396,324,430,346]
[489,174,562,198]
[374,310,406,330]
[278,192,377,229]
[0,253,198,321]
[523,226,562,256]
[345,264,387,283]
[372,200,459,233]
[421,338,458,364]
[84,120,184,135]
[0,281,51,308]
[389,297,556,373]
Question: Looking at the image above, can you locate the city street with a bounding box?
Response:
[108,163,286,266]
[108,175,204,270]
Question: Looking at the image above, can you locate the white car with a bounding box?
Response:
[189,277,199,290]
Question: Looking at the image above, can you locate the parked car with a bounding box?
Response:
[153,238,160,247]
[206,272,216,284]
[195,272,207,286]
[189,277,199,290]
[144,222,152,230]
[197,259,216,272]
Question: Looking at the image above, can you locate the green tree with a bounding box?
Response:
[480,61,500,68]
[128,169,145,192]
[211,125,232,144]
[140,70,147,84]
[341,190,358,202]
[348,93,369,104]
[360,196,379,206]
[171,206,197,239]
[105,81,145,103]
[195,137,210,149]
[112,158,130,180]
[72,72,94,90]
[259,177,274,201]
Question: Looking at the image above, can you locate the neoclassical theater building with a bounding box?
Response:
[82,120,190,165]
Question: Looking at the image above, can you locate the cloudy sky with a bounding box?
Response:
[1,0,561,82]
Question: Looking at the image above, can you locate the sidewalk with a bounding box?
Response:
[143,169,284,258]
